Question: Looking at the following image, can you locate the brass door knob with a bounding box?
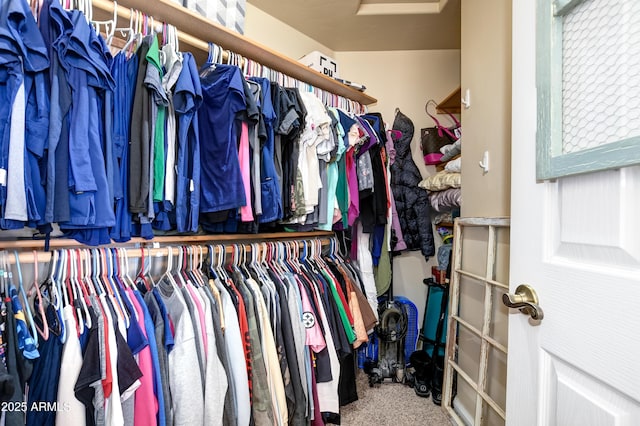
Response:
[502,284,544,320]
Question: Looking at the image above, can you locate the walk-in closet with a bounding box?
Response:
[1,0,638,425]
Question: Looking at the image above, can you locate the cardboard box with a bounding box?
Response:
[182,0,246,34]
[299,51,339,78]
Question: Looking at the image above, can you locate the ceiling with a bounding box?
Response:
[247,0,461,52]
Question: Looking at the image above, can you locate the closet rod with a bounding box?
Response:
[0,231,334,251]
[2,238,333,265]
[92,0,377,105]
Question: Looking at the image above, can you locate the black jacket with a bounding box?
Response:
[390,111,435,259]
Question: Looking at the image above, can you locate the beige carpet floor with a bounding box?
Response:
[340,370,453,425]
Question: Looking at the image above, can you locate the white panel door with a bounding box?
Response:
[507,1,640,425]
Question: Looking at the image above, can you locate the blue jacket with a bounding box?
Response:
[50,6,115,244]
[0,0,49,230]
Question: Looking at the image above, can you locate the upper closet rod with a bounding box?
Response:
[91,0,377,105]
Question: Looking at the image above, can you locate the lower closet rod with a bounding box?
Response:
[0,238,333,265]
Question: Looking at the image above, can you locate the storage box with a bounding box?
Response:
[299,51,339,78]
[182,0,246,34]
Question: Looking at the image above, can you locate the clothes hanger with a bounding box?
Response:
[114,248,139,323]
[117,248,134,290]
[226,244,238,276]
[239,244,255,281]
[206,244,218,281]
[85,249,99,297]
[298,240,317,276]
[66,250,83,336]
[249,243,268,283]
[74,249,93,324]
[171,246,186,288]
[53,250,68,344]
[64,250,83,334]
[91,0,116,43]
[58,250,71,310]
[75,249,94,335]
[171,23,179,52]
[216,244,231,284]
[122,9,142,55]
[134,247,151,292]
[111,7,133,49]
[13,251,38,346]
[273,242,289,277]
[79,249,93,298]
[270,242,286,275]
[42,250,63,340]
[161,246,179,289]
[200,42,219,77]
[182,246,193,286]
[193,246,207,287]
[280,241,296,274]
[187,246,201,287]
[29,250,49,341]
[183,246,193,285]
[103,248,128,328]
[234,245,245,278]
[293,241,306,274]
[317,239,328,268]
[98,249,113,299]
[89,248,104,297]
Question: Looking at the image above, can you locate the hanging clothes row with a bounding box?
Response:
[0,238,378,425]
[0,0,412,258]
[206,43,365,114]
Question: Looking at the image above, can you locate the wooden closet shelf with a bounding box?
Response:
[93,0,378,105]
[0,231,335,251]
[437,87,461,114]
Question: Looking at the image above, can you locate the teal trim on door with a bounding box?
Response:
[536,0,640,180]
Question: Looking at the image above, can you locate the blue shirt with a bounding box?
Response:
[110,52,138,242]
[174,53,202,233]
[198,64,247,214]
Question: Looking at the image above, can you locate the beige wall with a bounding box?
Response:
[454,0,513,422]
[245,4,335,62]
[336,50,460,322]
[460,0,512,218]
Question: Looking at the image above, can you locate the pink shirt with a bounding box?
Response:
[296,276,326,353]
[127,289,158,426]
[239,122,253,221]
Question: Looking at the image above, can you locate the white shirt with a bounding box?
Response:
[56,305,86,426]
[215,279,251,426]
[5,81,27,221]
